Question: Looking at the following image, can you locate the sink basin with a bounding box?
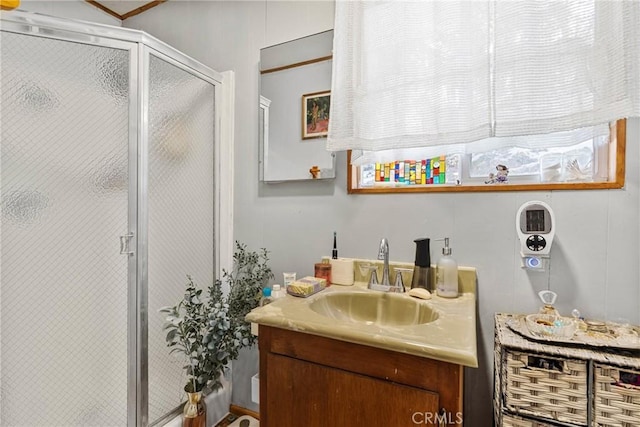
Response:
[246,267,478,367]
[309,291,439,326]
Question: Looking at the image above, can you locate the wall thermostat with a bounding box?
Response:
[516,201,555,270]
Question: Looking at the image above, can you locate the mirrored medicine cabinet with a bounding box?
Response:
[259,30,336,182]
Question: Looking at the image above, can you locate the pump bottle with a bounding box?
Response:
[436,238,458,298]
[410,238,431,290]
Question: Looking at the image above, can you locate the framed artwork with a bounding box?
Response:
[302,90,330,139]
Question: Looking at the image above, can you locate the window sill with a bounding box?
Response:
[347,180,624,194]
[347,119,626,194]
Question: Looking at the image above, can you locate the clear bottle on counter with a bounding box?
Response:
[436,238,458,298]
[271,284,285,300]
[259,287,273,306]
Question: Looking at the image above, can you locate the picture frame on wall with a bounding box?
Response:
[302,90,330,139]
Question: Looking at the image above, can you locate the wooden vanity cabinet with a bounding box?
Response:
[258,325,463,427]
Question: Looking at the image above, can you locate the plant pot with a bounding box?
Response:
[183,391,206,427]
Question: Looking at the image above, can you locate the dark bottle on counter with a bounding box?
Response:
[410,238,431,290]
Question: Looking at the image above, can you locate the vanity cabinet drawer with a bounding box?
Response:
[503,413,556,427]
[495,314,640,427]
[503,349,588,425]
[593,364,640,426]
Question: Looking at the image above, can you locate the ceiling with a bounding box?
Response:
[87,0,168,20]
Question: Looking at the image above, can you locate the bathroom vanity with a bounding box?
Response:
[246,267,478,426]
[258,325,462,426]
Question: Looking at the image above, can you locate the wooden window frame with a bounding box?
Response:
[347,119,626,194]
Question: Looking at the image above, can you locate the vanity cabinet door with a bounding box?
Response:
[264,352,440,427]
[258,325,463,427]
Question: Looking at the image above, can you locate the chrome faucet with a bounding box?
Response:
[368,238,403,292]
[378,238,392,288]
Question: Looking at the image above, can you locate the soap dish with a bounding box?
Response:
[286,276,326,298]
[525,314,577,339]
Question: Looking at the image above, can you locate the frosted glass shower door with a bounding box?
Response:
[1,32,134,425]
[144,51,216,423]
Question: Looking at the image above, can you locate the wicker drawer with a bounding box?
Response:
[593,364,640,426]
[503,349,588,425]
[502,413,556,427]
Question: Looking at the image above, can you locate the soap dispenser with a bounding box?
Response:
[410,238,431,290]
[436,238,458,298]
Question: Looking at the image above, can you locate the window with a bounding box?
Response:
[347,119,625,193]
[331,2,639,178]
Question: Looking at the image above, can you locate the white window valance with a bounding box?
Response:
[327,0,640,156]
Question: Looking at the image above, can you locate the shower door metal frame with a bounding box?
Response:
[1,10,226,427]
[138,44,223,427]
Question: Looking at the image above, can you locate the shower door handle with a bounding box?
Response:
[119,233,134,255]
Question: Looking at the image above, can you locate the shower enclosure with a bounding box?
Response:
[1,11,227,426]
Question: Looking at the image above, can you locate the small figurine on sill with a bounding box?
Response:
[309,165,321,179]
[485,164,509,184]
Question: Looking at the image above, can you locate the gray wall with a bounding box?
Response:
[124,2,640,425]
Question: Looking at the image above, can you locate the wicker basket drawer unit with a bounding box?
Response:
[593,364,640,426]
[502,413,557,427]
[503,349,589,425]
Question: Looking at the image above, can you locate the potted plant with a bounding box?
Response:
[161,242,273,426]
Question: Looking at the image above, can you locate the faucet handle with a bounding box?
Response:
[367,266,379,287]
[391,270,405,293]
[392,267,414,293]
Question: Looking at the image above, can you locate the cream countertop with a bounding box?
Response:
[246,267,478,368]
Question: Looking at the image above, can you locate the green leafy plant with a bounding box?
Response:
[161,242,274,393]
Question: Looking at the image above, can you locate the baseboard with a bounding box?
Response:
[229,404,260,420]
